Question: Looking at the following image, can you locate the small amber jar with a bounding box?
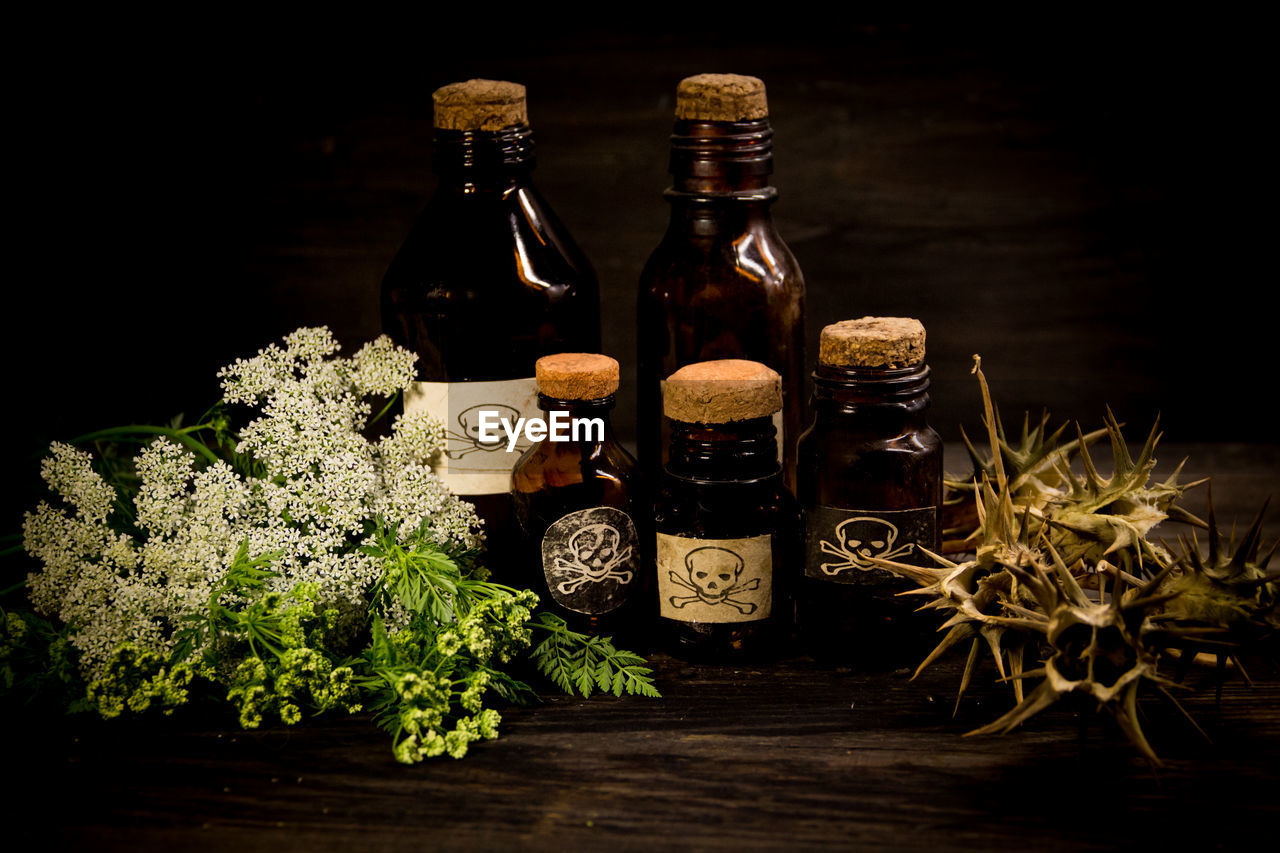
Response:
[795,318,943,665]
[652,359,800,662]
[511,354,645,641]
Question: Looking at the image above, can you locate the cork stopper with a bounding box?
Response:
[433,79,528,131]
[819,317,927,368]
[663,359,782,424]
[675,74,768,121]
[535,353,620,400]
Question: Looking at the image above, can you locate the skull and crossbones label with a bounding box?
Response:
[444,403,525,460]
[403,378,539,496]
[804,507,936,584]
[656,533,772,623]
[541,507,638,615]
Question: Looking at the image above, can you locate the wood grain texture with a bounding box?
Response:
[9,654,1279,852]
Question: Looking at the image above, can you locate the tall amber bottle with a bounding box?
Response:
[382,80,600,577]
[652,359,801,662]
[637,74,806,489]
[796,318,943,665]
[511,354,646,642]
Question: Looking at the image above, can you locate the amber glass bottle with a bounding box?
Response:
[511,354,645,641]
[637,74,806,489]
[382,80,600,577]
[652,359,800,661]
[796,318,943,665]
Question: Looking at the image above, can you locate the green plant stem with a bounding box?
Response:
[72,425,221,465]
[369,392,400,427]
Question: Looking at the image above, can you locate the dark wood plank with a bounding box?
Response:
[11,653,1278,852]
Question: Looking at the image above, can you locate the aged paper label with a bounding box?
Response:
[656,532,772,623]
[541,507,638,615]
[404,378,539,495]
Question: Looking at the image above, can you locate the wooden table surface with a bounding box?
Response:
[10,654,1278,852]
[6,444,1279,851]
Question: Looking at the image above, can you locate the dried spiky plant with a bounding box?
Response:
[1043,412,1204,570]
[941,382,1204,557]
[1154,489,1280,681]
[951,413,1106,510]
[1165,492,1278,633]
[966,548,1184,763]
[941,406,1105,553]
[888,481,1039,711]
[873,355,1273,764]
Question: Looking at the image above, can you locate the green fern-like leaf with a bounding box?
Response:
[529,613,660,700]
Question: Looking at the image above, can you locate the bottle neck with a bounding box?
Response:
[667,118,776,198]
[666,417,780,482]
[811,363,932,424]
[433,125,535,187]
[536,394,618,445]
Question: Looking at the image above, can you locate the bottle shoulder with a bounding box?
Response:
[639,216,804,300]
[796,422,943,503]
[512,439,638,494]
[511,441,643,539]
[383,179,597,295]
[799,421,942,456]
[654,473,799,530]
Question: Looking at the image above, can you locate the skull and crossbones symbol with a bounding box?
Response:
[667,546,759,615]
[819,517,914,576]
[445,404,526,459]
[551,523,634,595]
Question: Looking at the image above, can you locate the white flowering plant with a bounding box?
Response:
[1,327,657,763]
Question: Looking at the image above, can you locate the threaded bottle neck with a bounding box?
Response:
[812,363,932,418]
[666,417,780,482]
[668,118,776,197]
[434,125,535,174]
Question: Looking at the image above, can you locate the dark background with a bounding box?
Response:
[6,20,1274,530]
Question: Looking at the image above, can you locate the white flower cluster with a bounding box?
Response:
[24,327,481,679]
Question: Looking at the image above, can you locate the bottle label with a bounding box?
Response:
[656,532,772,623]
[541,507,639,615]
[804,506,937,584]
[404,378,539,495]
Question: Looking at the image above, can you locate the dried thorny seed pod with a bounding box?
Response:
[1043,411,1205,571]
[1160,489,1279,644]
[951,412,1106,505]
[942,374,1206,559]
[941,407,1107,553]
[965,547,1188,764]
[870,355,1263,764]
[873,479,1044,710]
